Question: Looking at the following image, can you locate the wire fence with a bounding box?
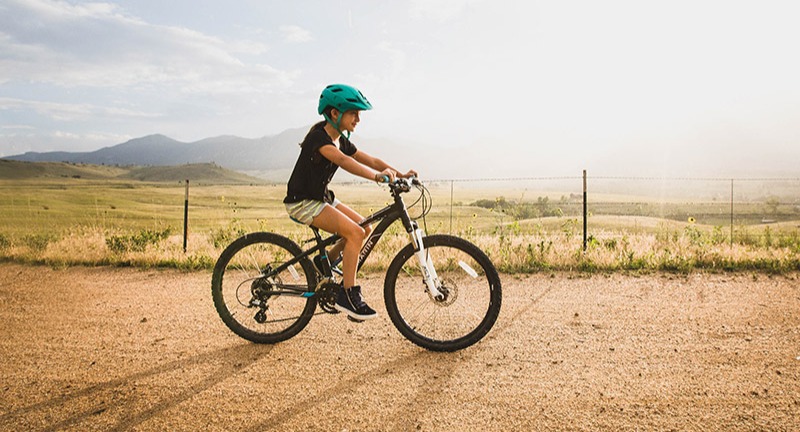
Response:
[183,173,800,248]
[420,173,800,248]
[2,173,799,249]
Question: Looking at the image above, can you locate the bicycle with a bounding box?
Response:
[211,177,502,352]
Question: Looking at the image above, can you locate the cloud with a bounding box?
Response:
[0,97,160,122]
[279,25,313,43]
[408,0,486,21]
[0,129,132,156]
[0,0,292,93]
[1,124,35,130]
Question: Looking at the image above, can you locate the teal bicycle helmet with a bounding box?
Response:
[318,84,372,138]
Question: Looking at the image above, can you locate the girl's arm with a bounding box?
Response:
[353,150,417,179]
[319,145,395,182]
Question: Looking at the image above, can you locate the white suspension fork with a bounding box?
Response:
[410,227,444,299]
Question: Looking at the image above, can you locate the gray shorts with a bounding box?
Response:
[285,198,341,225]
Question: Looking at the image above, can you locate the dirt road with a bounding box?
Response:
[1,264,798,431]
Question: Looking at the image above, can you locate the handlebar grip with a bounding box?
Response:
[378,175,390,183]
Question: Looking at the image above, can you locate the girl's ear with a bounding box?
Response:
[330,108,340,122]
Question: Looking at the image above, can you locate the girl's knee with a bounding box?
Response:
[355,226,366,242]
[343,225,366,243]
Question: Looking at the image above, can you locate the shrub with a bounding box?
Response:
[0,233,10,252]
[471,196,564,220]
[23,233,57,253]
[106,228,172,254]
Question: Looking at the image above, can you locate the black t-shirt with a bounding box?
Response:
[284,121,358,204]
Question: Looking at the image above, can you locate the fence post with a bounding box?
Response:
[730,178,734,247]
[183,179,189,253]
[450,180,454,235]
[583,170,588,252]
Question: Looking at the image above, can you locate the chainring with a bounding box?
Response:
[316,280,341,314]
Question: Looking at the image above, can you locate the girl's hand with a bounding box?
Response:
[375,168,396,183]
[400,169,418,179]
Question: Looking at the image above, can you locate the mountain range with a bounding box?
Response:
[2,127,310,172]
[1,126,433,181]
[4,127,799,180]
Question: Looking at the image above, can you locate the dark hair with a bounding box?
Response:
[321,105,336,118]
[300,120,330,147]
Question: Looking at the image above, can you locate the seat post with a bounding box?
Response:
[310,226,324,243]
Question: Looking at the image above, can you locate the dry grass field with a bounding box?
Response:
[1,172,799,273]
[1,264,798,431]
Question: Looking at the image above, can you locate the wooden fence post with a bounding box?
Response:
[183,179,189,253]
[583,170,588,252]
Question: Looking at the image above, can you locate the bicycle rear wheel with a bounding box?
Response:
[212,232,317,344]
[384,234,502,352]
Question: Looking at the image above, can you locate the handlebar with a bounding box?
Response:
[386,175,430,219]
[382,176,420,193]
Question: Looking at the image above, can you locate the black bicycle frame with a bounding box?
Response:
[266,188,419,290]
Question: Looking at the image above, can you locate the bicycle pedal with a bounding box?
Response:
[347,316,365,323]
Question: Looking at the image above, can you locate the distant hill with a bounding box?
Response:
[0,159,128,180]
[2,127,311,171]
[0,159,264,184]
[119,163,265,184]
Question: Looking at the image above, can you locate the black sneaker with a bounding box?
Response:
[334,285,377,320]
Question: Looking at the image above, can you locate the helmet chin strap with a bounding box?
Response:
[323,112,351,140]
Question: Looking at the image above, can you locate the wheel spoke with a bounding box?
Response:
[212,233,316,344]
[385,235,501,351]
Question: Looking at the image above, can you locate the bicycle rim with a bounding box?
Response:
[385,235,502,352]
[212,232,317,344]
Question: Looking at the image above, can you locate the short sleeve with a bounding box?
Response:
[306,128,333,153]
[340,137,358,157]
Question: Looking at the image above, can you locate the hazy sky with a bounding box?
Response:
[1,0,799,175]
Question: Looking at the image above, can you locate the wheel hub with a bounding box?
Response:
[429,279,458,307]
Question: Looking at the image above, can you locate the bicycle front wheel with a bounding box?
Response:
[384,234,502,352]
[212,232,317,344]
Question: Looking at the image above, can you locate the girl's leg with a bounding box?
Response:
[328,202,372,263]
[311,204,365,288]
[312,203,377,320]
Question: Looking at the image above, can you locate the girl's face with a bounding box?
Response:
[336,110,361,133]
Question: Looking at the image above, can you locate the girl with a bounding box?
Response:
[284,84,417,320]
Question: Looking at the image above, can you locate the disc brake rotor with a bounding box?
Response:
[430,279,458,307]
